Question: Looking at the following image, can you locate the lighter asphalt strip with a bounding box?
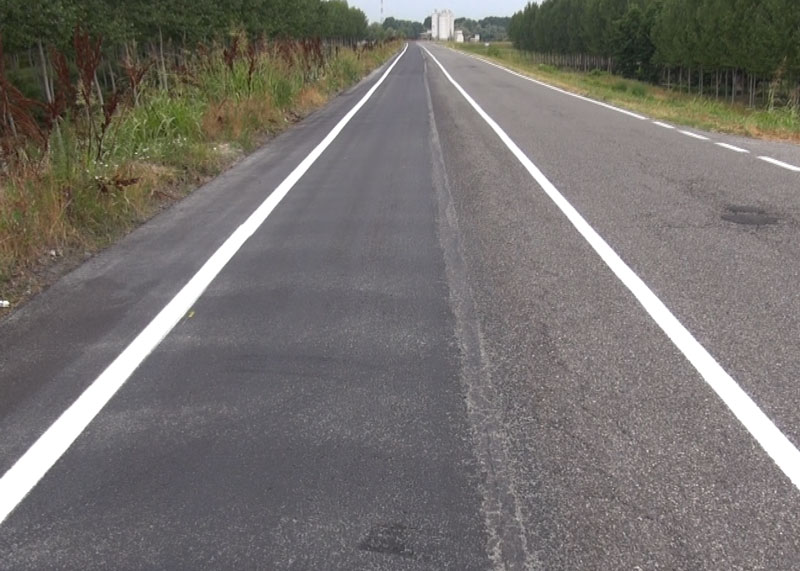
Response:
[0,44,410,526]
[450,47,800,173]
[421,45,800,490]
[452,49,647,121]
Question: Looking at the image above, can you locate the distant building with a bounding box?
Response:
[455,30,464,43]
[430,9,455,41]
[470,34,481,43]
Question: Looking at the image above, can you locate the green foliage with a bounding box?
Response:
[612,80,628,92]
[111,95,204,162]
[631,83,648,98]
[508,0,800,105]
[367,23,387,42]
[509,0,800,77]
[0,0,370,52]
[611,4,658,81]
[0,0,77,52]
[381,18,424,40]
[325,51,360,93]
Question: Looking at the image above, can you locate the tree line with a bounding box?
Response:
[0,0,369,55]
[371,18,425,41]
[509,0,800,106]
[1,0,371,109]
[454,17,511,42]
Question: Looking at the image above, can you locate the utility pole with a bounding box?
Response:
[380,0,384,23]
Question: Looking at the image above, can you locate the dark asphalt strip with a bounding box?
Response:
[0,44,410,528]
[0,46,491,570]
[0,48,409,481]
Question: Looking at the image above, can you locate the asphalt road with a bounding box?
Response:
[2,42,800,569]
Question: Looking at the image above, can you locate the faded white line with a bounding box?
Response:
[678,129,710,141]
[758,156,800,172]
[0,44,410,526]
[422,45,800,490]
[716,142,750,154]
[447,47,647,121]
[653,121,675,130]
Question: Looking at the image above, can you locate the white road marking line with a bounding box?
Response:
[678,129,710,141]
[758,156,800,172]
[448,47,800,176]
[422,45,800,490]
[715,142,750,154]
[450,48,647,121]
[0,44,410,527]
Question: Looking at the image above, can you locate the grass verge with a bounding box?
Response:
[0,40,402,309]
[452,43,800,143]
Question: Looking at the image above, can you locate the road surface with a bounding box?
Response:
[2,42,800,569]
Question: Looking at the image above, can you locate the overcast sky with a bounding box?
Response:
[348,0,521,24]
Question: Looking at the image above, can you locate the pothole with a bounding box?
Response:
[722,205,778,226]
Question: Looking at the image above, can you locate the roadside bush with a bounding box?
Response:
[326,51,360,93]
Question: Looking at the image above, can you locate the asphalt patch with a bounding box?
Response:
[358,523,415,558]
[722,205,779,226]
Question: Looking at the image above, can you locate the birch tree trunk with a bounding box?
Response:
[37,40,54,104]
[159,28,169,92]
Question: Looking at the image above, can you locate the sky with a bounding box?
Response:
[347,0,521,24]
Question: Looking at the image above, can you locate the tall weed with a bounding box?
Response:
[0,30,401,300]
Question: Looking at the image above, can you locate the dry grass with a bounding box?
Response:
[296,86,328,113]
[202,97,281,142]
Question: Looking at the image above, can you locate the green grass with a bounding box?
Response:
[612,80,629,92]
[631,84,648,98]
[453,43,800,143]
